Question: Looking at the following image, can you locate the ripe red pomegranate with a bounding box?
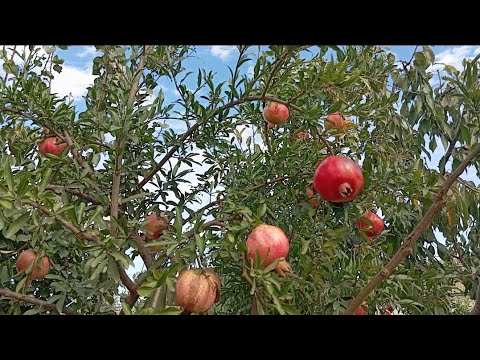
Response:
[289,131,310,141]
[357,211,384,238]
[325,112,352,132]
[313,156,364,203]
[38,137,67,156]
[16,249,50,280]
[354,301,368,315]
[306,185,320,208]
[263,101,289,125]
[144,213,169,252]
[247,224,289,267]
[175,268,221,313]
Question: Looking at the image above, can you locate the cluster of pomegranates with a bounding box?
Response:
[20,104,387,316]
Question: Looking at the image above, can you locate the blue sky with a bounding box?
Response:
[4,45,480,277]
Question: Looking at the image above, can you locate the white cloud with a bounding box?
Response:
[76,46,97,58]
[247,64,255,78]
[51,64,96,101]
[210,46,235,61]
[430,46,480,72]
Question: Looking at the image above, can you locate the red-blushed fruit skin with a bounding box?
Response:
[325,112,352,132]
[175,269,220,313]
[38,137,67,156]
[313,156,364,203]
[306,185,320,208]
[289,131,310,141]
[144,213,169,252]
[357,211,384,238]
[354,301,368,315]
[246,224,289,267]
[267,121,275,129]
[262,102,289,125]
[15,250,50,280]
[144,213,169,240]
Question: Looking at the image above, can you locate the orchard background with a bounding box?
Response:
[1,45,480,315]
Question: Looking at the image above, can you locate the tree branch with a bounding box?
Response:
[0,287,77,315]
[45,185,100,205]
[25,200,100,242]
[441,126,461,175]
[118,267,138,295]
[132,233,153,268]
[344,143,480,314]
[137,95,302,189]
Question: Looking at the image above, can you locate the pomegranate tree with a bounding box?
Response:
[16,249,50,280]
[175,268,221,313]
[357,211,384,239]
[262,101,289,125]
[313,156,364,203]
[38,137,67,156]
[246,224,291,277]
[324,112,351,132]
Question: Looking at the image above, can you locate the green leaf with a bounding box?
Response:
[5,213,30,239]
[56,294,66,314]
[120,192,151,204]
[174,206,183,236]
[15,277,28,293]
[137,287,155,297]
[156,306,182,315]
[111,251,132,269]
[263,258,281,274]
[195,234,205,255]
[3,158,14,191]
[76,202,86,224]
[257,203,267,218]
[0,199,13,209]
[38,168,52,195]
[121,302,132,315]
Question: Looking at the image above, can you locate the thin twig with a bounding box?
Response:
[246,172,309,192]
[316,130,334,156]
[45,185,101,205]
